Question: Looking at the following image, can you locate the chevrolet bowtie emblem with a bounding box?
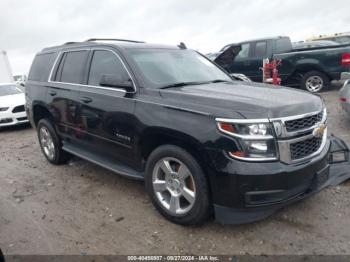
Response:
[312,124,326,138]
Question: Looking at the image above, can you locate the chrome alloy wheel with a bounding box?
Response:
[305,75,324,92]
[152,157,196,216]
[39,126,55,160]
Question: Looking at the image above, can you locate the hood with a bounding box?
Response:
[0,93,25,108]
[160,81,323,119]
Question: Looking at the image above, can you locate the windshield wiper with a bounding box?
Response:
[159,80,231,89]
[159,81,205,89]
[207,79,231,83]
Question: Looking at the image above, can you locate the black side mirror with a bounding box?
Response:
[99,74,134,92]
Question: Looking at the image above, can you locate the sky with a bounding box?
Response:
[1,0,349,75]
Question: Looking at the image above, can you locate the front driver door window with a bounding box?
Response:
[249,41,267,81]
[229,43,252,77]
[88,50,130,86]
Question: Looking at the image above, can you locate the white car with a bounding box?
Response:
[0,83,29,127]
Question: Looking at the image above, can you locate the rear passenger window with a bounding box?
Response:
[255,41,267,57]
[56,51,87,84]
[88,50,129,86]
[275,38,292,53]
[28,53,56,81]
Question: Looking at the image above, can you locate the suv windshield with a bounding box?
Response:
[129,49,232,89]
[0,85,22,96]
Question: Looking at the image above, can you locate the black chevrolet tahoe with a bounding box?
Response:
[25,38,350,225]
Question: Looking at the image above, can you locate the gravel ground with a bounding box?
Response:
[0,90,350,255]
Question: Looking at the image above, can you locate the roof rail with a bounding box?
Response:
[85,38,145,44]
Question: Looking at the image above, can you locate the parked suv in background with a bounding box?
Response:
[25,39,350,225]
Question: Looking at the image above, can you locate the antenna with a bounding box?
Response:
[178,42,187,49]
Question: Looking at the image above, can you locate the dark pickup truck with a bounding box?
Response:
[26,39,350,225]
[212,36,350,92]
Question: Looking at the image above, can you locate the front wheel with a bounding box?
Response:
[301,71,330,93]
[145,145,211,225]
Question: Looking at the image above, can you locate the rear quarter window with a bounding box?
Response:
[254,41,267,57]
[28,53,56,82]
[236,43,250,58]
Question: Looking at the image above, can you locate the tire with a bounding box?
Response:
[145,145,211,226]
[301,70,330,93]
[0,248,4,262]
[37,118,70,165]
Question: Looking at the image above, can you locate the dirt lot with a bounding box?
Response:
[0,90,350,255]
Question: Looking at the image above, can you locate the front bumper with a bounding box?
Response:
[0,108,29,127]
[211,136,350,224]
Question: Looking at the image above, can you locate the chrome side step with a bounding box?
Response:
[62,142,144,181]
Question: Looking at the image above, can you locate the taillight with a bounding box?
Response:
[340,97,347,103]
[341,53,350,67]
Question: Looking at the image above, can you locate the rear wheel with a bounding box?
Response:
[145,145,211,225]
[37,118,69,164]
[301,71,330,93]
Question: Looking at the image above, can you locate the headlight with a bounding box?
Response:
[216,119,278,161]
[0,107,9,112]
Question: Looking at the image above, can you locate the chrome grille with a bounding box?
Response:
[285,112,323,132]
[273,109,327,164]
[290,136,323,160]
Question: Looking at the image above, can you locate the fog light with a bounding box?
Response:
[248,141,268,152]
[0,118,13,123]
[330,151,347,163]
